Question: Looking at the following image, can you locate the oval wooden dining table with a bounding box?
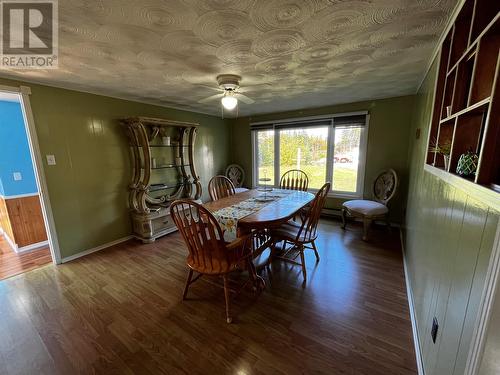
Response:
[203,188,315,235]
[204,188,315,268]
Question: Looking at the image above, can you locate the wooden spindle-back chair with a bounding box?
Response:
[271,182,330,286]
[208,175,236,201]
[279,169,309,191]
[170,199,259,323]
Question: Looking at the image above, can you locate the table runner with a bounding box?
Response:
[212,189,294,242]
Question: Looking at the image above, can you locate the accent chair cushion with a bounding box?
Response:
[234,187,249,194]
[343,199,388,216]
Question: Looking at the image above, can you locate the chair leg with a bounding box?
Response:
[183,269,194,300]
[311,240,320,263]
[385,215,392,233]
[362,217,371,241]
[299,245,307,287]
[341,208,347,229]
[222,275,232,324]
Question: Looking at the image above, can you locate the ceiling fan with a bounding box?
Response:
[197,74,255,111]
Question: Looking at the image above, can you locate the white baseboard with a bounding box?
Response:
[61,235,133,263]
[400,229,425,375]
[16,240,49,253]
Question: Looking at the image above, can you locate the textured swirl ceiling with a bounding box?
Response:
[0,0,458,116]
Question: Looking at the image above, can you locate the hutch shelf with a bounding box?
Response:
[427,0,499,193]
[121,117,202,243]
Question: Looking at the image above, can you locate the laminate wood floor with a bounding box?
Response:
[0,235,52,281]
[0,219,417,374]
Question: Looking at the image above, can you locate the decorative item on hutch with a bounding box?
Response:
[121,117,202,243]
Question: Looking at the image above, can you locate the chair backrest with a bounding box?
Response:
[279,169,309,191]
[296,182,330,242]
[170,199,233,274]
[208,175,236,201]
[373,169,398,205]
[225,164,245,188]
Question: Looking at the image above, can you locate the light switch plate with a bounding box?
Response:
[46,155,56,165]
[13,172,22,181]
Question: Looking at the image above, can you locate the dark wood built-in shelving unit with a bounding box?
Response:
[427,0,499,192]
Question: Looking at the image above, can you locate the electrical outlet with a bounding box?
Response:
[46,155,56,165]
[13,172,22,181]
[431,317,439,343]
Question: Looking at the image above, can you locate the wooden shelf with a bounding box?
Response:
[447,39,477,75]
[470,20,500,104]
[470,1,500,43]
[449,105,487,173]
[452,49,476,112]
[449,0,474,67]
[147,164,190,170]
[426,0,499,194]
[439,97,490,124]
[148,183,189,192]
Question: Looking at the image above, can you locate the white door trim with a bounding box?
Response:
[0,84,62,264]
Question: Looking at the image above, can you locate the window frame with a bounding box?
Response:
[251,112,369,198]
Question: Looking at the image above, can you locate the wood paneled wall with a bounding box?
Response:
[0,195,47,248]
[404,57,500,375]
[0,197,14,241]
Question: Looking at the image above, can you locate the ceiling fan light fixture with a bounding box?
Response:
[221,94,238,110]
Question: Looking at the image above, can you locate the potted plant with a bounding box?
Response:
[429,138,452,171]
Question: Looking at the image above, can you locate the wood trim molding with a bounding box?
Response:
[18,86,61,263]
[61,236,133,263]
[400,229,425,375]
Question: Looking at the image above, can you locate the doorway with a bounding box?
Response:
[0,85,60,280]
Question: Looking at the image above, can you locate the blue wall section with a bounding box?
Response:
[0,100,38,196]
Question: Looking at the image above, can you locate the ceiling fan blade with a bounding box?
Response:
[197,93,224,104]
[198,84,224,93]
[238,84,271,93]
[235,93,255,104]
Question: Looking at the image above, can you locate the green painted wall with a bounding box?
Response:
[404,59,499,375]
[0,77,230,259]
[229,95,415,223]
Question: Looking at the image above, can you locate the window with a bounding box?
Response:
[255,130,274,186]
[252,113,368,197]
[279,127,328,189]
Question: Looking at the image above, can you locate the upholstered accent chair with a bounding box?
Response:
[341,169,398,241]
[225,164,248,193]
